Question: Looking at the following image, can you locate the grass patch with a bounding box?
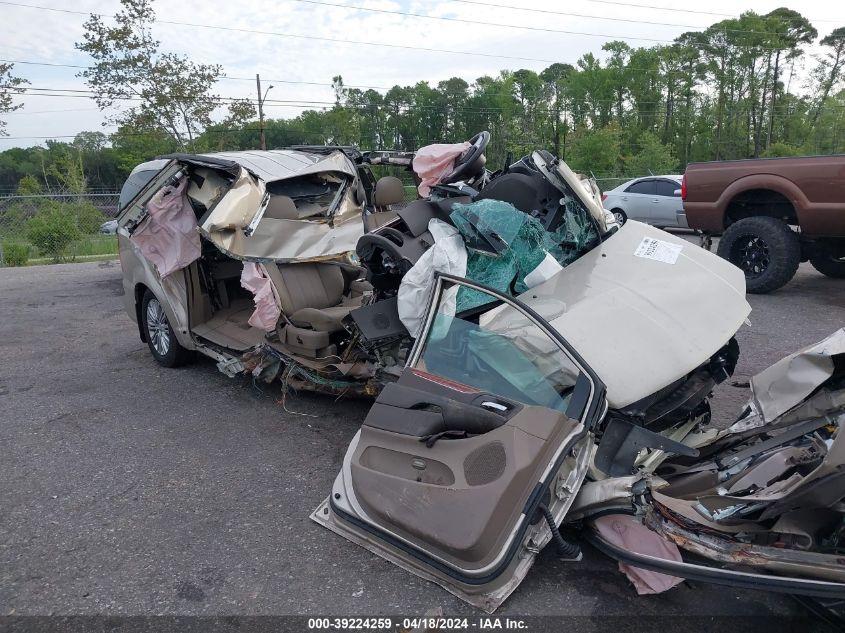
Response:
[1,233,118,266]
[71,234,119,257]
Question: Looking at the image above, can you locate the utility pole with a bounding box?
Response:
[256,74,273,150]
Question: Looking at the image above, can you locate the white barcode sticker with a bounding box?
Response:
[634,237,683,264]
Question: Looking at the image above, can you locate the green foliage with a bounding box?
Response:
[567,123,623,176]
[17,175,42,195]
[27,203,83,262]
[2,242,29,266]
[0,203,31,238]
[72,235,119,257]
[75,0,249,152]
[0,62,29,136]
[626,132,678,175]
[47,143,87,194]
[73,201,107,234]
[0,5,841,193]
[761,142,803,157]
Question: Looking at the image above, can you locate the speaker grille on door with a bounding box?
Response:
[463,441,506,486]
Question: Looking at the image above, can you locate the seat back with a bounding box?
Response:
[266,263,345,316]
[373,176,405,208]
[264,195,298,220]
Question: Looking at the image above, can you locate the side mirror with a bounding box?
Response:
[673,188,682,197]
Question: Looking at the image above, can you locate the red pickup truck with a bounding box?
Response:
[682,155,845,293]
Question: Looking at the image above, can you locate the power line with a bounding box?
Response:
[2,107,99,115]
[0,53,795,91]
[563,0,843,23]
[448,0,711,30]
[0,2,581,65]
[10,84,845,112]
[0,58,391,90]
[4,0,818,58]
[287,0,674,43]
[287,0,835,45]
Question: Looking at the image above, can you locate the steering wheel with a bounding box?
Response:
[441,131,490,184]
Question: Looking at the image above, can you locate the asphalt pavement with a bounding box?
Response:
[0,247,843,628]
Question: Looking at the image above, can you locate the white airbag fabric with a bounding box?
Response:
[397,219,467,338]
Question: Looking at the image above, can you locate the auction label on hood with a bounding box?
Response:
[633,237,682,264]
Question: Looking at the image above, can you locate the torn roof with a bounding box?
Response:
[159,149,358,184]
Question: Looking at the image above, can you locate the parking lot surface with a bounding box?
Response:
[1,247,843,623]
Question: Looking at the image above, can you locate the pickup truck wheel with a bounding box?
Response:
[810,253,845,278]
[141,290,191,367]
[717,217,800,294]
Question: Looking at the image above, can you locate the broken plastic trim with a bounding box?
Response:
[586,530,845,599]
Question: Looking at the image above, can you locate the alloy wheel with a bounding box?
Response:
[146,298,171,356]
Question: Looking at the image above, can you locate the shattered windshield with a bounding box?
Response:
[413,279,580,413]
[449,199,599,313]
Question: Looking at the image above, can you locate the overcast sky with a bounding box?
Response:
[1,0,844,150]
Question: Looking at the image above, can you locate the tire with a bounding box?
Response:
[140,290,191,367]
[611,208,627,225]
[716,217,800,294]
[810,252,845,278]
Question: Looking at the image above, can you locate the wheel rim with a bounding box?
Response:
[146,298,171,356]
[613,211,625,224]
[731,235,770,279]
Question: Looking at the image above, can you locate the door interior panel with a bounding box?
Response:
[349,386,582,571]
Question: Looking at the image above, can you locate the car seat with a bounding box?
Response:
[365,176,405,231]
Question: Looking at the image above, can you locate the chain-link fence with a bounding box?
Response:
[0,192,121,267]
[593,176,634,192]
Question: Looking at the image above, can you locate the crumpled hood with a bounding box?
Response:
[518,221,750,408]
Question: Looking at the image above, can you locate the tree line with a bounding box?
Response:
[1,0,844,193]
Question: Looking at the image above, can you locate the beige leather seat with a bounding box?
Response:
[264,263,359,333]
[365,176,405,231]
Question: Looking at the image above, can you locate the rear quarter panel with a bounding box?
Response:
[684,155,845,236]
[118,232,195,349]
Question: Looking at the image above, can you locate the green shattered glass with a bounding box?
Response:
[450,198,599,312]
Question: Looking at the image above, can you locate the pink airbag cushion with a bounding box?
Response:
[591,514,685,595]
[241,262,282,331]
[130,178,201,278]
[413,141,471,197]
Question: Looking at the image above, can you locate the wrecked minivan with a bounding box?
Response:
[117,134,844,613]
[118,145,414,393]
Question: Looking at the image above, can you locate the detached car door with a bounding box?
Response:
[313,274,606,612]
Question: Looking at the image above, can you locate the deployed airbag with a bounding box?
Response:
[240,263,282,331]
[413,142,471,196]
[130,177,200,278]
[397,219,467,337]
[591,514,684,595]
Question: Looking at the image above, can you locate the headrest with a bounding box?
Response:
[374,176,405,207]
[264,195,298,220]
